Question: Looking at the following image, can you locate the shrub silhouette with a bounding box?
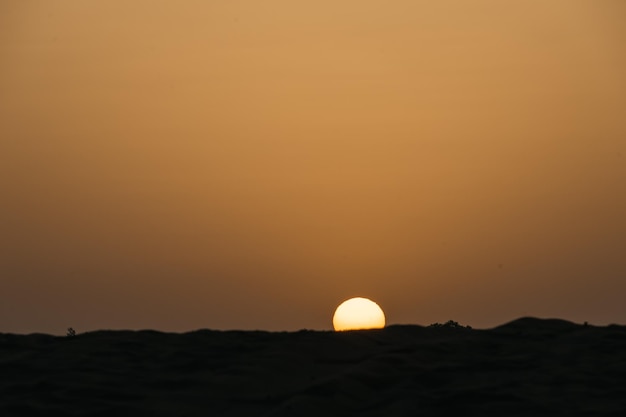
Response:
[428,320,472,330]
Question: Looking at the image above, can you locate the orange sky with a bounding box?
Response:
[1,0,625,334]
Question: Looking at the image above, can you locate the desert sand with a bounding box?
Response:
[2,317,625,416]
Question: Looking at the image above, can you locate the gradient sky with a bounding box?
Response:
[1,0,625,334]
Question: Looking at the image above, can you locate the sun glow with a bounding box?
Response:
[333,297,386,331]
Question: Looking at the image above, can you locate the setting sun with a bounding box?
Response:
[333,297,386,331]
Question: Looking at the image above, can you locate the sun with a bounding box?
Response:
[332,297,386,331]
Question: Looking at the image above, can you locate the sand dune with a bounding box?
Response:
[2,318,625,416]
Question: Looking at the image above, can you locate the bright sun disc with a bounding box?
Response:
[333,297,386,331]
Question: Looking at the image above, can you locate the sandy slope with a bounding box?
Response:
[1,318,625,416]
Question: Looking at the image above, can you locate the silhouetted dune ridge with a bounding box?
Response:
[2,318,625,416]
[494,316,580,330]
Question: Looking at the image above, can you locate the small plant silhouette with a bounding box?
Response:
[66,327,76,337]
[428,320,472,330]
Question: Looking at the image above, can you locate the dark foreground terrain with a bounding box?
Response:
[2,317,626,416]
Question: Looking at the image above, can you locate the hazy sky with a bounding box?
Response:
[1,0,625,334]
